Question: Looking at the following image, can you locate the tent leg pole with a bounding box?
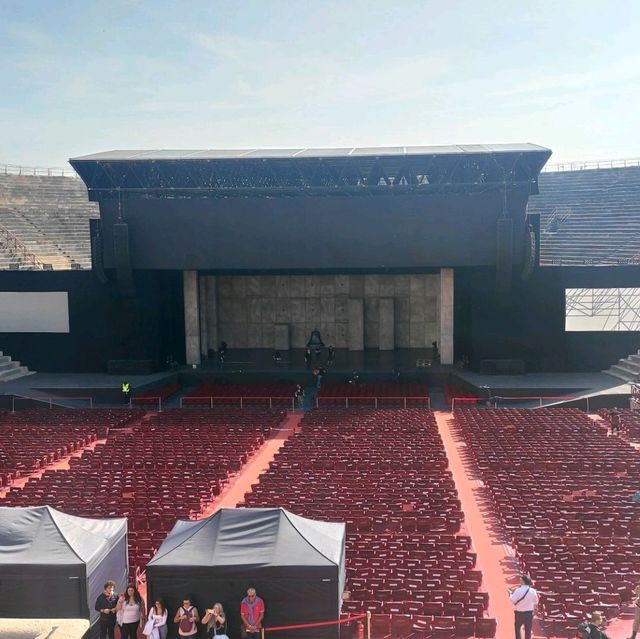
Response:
[367,610,371,639]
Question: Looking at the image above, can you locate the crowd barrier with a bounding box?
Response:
[180,396,295,409]
[10,395,94,411]
[315,396,431,409]
[450,395,591,411]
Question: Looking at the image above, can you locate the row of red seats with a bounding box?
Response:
[242,408,494,638]
[1,408,285,577]
[131,383,181,405]
[317,382,430,404]
[598,408,640,443]
[443,383,479,408]
[183,383,296,407]
[453,408,640,631]
[0,408,143,488]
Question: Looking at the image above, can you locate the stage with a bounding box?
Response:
[0,349,633,410]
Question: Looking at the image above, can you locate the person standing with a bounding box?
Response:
[174,597,200,638]
[94,580,119,639]
[509,575,538,639]
[304,348,312,370]
[240,588,265,639]
[628,583,640,639]
[117,583,145,639]
[584,611,610,639]
[144,599,168,639]
[611,409,621,436]
[294,384,305,411]
[327,345,335,366]
[121,381,131,404]
[202,602,227,638]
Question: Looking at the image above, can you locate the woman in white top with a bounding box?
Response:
[117,583,145,639]
[144,599,168,639]
[174,597,200,637]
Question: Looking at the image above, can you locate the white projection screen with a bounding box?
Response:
[566,287,640,331]
[0,292,70,333]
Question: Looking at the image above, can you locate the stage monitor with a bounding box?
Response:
[0,292,70,333]
[565,287,640,331]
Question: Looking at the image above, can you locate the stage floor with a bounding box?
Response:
[0,350,632,410]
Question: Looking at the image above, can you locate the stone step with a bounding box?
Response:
[629,354,640,364]
[616,358,640,374]
[605,364,637,381]
[0,366,33,382]
[0,360,19,372]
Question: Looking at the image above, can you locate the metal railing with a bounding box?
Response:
[10,395,94,412]
[180,396,296,409]
[0,225,44,268]
[542,157,640,173]
[1,163,78,178]
[315,396,431,409]
[450,395,590,411]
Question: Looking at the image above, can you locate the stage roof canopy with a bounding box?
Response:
[72,143,549,162]
[70,143,552,196]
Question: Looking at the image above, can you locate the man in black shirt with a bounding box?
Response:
[94,580,118,639]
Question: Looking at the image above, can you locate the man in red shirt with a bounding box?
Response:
[240,588,265,639]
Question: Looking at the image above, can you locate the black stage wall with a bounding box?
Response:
[97,189,531,271]
[0,270,184,372]
[455,266,640,372]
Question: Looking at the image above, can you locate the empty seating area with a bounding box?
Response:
[0,420,96,489]
[1,408,284,576]
[530,166,640,266]
[598,408,640,443]
[453,408,640,635]
[0,173,99,269]
[443,383,479,409]
[131,382,181,406]
[243,408,494,637]
[183,382,296,406]
[2,407,144,437]
[316,383,430,406]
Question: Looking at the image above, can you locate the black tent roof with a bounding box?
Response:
[148,507,344,568]
[0,505,127,567]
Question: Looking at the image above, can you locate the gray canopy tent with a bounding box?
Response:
[147,507,346,639]
[0,506,128,628]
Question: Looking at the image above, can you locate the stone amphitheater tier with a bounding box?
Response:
[0,173,99,270]
[530,166,640,266]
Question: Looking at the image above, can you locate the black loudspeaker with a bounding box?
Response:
[496,218,513,293]
[90,218,108,284]
[113,222,136,297]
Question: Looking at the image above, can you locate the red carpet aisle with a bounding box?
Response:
[200,411,302,514]
[436,410,633,639]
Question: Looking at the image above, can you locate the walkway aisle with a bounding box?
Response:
[434,411,523,639]
[200,411,302,515]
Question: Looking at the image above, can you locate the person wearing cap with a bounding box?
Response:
[509,574,538,639]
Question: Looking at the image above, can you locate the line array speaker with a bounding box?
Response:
[113,222,136,297]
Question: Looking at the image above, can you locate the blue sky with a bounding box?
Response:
[1,0,639,167]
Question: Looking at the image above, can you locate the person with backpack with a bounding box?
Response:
[577,611,610,639]
[509,574,538,639]
[174,597,200,637]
